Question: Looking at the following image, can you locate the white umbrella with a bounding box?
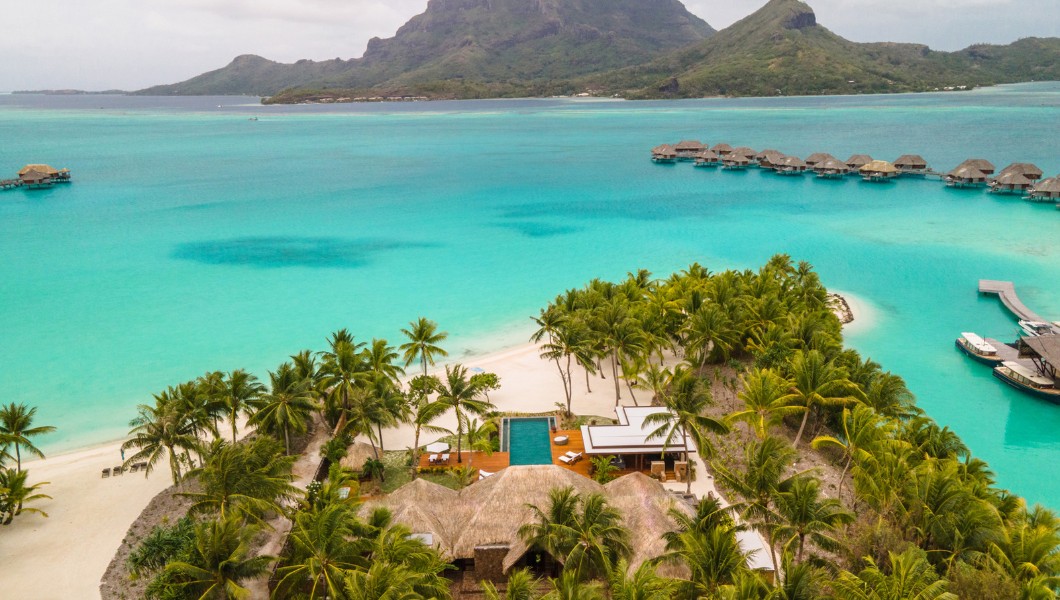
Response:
[424,441,449,453]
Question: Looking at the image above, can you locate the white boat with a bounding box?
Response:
[993,361,1060,403]
[954,332,1001,366]
[1019,320,1054,337]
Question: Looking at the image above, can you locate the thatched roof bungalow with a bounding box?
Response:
[754,149,785,169]
[693,149,720,167]
[710,143,734,156]
[813,158,850,178]
[894,154,929,174]
[729,146,756,159]
[18,169,52,187]
[989,171,1036,194]
[651,144,677,163]
[804,153,836,167]
[1028,176,1060,201]
[340,442,378,471]
[775,156,808,175]
[362,466,720,581]
[946,164,989,188]
[845,154,873,171]
[18,164,61,177]
[995,162,1043,181]
[860,160,900,182]
[721,154,752,170]
[674,140,707,159]
[956,158,995,175]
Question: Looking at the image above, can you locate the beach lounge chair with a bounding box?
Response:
[101,468,111,478]
[559,452,582,465]
[427,454,439,464]
[113,465,123,476]
[439,453,450,464]
[130,463,140,473]
[478,470,494,480]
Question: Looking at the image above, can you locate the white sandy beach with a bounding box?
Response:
[0,297,867,599]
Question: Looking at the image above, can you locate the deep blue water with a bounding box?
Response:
[0,84,1058,504]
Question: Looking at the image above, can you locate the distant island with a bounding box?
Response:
[132,0,1060,104]
[14,89,127,96]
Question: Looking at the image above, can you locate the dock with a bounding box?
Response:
[978,280,1060,333]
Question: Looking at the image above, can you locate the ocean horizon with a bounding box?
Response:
[1,83,1058,505]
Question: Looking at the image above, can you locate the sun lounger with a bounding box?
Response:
[130,463,139,473]
[428,454,439,464]
[113,465,123,475]
[439,453,450,463]
[101,468,111,478]
[559,452,583,465]
[478,470,494,480]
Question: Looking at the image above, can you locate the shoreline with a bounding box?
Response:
[0,294,866,598]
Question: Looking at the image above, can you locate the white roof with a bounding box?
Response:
[1000,361,1054,386]
[580,406,694,455]
[736,529,775,571]
[961,332,997,354]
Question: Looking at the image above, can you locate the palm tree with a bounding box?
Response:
[0,403,56,472]
[520,488,631,581]
[519,486,581,560]
[482,567,539,600]
[726,368,799,439]
[464,418,496,469]
[772,476,854,562]
[399,317,449,379]
[830,547,957,600]
[684,303,736,369]
[180,437,298,524]
[784,350,863,448]
[344,560,452,600]
[434,365,493,463]
[364,338,405,382]
[123,394,200,485]
[607,560,680,600]
[643,368,729,495]
[252,362,318,454]
[274,504,363,600]
[319,329,367,431]
[217,369,264,444]
[163,516,273,599]
[406,379,449,479]
[810,404,882,498]
[541,570,604,600]
[0,468,50,524]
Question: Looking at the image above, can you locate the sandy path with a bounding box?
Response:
[0,295,867,598]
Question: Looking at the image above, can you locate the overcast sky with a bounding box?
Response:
[2,0,1056,91]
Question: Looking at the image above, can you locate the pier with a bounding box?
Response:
[978,280,1060,334]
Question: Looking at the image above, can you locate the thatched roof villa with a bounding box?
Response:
[845,154,873,171]
[945,164,989,188]
[729,146,757,160]
[893,154,929,174]
[722,153,752,170]
[775,156,808,175]
[813,158,850,178]
[956,158,996,175]
[651,144,678,163]
[804,153,836,167]
[989,170,1037,195]
[995,162,1043,181]
[16,164,71,188]
[860,160,900,182]
[754,149,785,169]
[362,467,714,581]
[674,140,707,159]
[711,143,734,156]
[693,149,721,167]
[1028,176,1060,202]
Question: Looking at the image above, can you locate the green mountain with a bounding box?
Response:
[136,0,713,96]
[586,0,1060,98]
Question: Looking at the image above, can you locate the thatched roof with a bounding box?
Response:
[947,165,987,180]
[845,154,873,168]
[1022,335,1060,369]
[754,149,783,160]
[991,171,1035,187]
[711,143,734,154]
[778,156,807,169]
[675,140,706,152]
[723,155,751,165]
[804,152,836,166]
[957,158,995,174]
[695,149,719,160]
[651,144,677,156]
[860,160,899,174]
[1031,176,1060,193]
[729,146,756,158]
[894,154,928,169]
[605,473,692,578]
[814,158,849,173]
[19,169,50,182]
[18,164,60,177]
[340,442,377,471]
[997,162,1043,180]
[362,478,460,556]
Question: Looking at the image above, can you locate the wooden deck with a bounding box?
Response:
[979,280,1060,333]
[417,451,511,475]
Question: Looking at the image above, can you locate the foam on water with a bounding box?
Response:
[1,85,1058,504]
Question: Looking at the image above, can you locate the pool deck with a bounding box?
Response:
[417,427,676,480]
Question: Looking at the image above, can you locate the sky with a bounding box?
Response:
[1,0,1056,91]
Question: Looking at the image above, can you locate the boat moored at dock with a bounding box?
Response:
[993,361,1060,403]
[955,332,1003,366]
[1020,320,1055,337]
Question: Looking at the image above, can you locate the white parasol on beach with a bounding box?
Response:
[425,441,450,453]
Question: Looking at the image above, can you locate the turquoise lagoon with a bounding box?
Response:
[0,85,1058,504]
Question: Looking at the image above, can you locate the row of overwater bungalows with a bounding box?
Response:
[0,164,73,190]
[650,141,1060,204]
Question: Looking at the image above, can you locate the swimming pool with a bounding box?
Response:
[502,417,556,466]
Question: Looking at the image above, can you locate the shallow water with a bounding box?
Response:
[1,85,1058,504]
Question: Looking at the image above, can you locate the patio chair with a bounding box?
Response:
[439,453,451,464]
[559,452,582,465]
[427,454,439,464]
[113,465,123,476]
[130,463,140,473]
[101,468,111,478]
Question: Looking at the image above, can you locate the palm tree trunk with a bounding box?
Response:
[231,409,239,444]
[565,353,574,415]
[553,358,570,410]
[798,534,806,562]
[584,367,592,393]
[838,453,852,498]
[456,407,464,464]
[412,426,422,480]
[792,409,811,447]
[625,380,638,406]
[611,352,621,404]
[168,446,179,486]
[684,433,692,495]
[15,445,21,472]
[283,425,291,455]
[377,422,386,453]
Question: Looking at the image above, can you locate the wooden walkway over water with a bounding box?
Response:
[979,280,1060,334]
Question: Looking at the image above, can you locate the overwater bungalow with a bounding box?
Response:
[989,171,1037,195]
[775,155,808,175]
[674,140,706,160]
[995,162,1043,181]
[894,154,929,175]
[945,164,989,188]
[651,144,678,163]
[16,164,71,189]
[956,158,995,176]
[721,153,752,170]
[845,154,873,172]
[755,149,785,169]
[693,149,721,167]
[1027,176,1060,202]
[813,158,850,178]
[860,160,900,182]
[710,143,734,156]
[804,152,836,167]
[729,146,756,160]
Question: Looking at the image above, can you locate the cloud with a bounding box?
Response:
[0,0,1056,91]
